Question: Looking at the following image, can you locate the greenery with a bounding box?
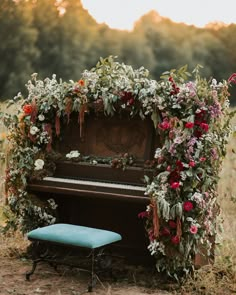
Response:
[1,0,236,104]
[1,56,235,277]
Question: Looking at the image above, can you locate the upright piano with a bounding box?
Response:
[27,112,159,263]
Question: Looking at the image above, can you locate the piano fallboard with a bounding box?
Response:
[27,176,149,204]
[54,161,153,186]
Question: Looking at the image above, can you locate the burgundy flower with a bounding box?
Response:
[183,201,193,212]
[160,227,171,236]
[185,122,194,129]
[168,220,177,229]
[170,182,180,189]
[169,170,180,184]
[138,211,149,219]
[171,235,180,245]
[194,130,202,138]
[121,91,134,104]
[176,160,184,171]
[190,225,198,234]
[200,122,209,132]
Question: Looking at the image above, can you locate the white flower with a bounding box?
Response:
[30,126,39,135]
[38,114,45,121]
[154,148,162,159]
[66,150,80,159]
[34,159,44,170]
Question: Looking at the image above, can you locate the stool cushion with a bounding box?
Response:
[27,223,122,249]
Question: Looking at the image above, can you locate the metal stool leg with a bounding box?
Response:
[88,249,97,292]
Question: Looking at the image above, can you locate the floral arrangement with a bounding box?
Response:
[1,56,236,276]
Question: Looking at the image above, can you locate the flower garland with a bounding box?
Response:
[1,56,236,275]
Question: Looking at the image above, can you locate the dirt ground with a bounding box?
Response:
[0,235,175,295]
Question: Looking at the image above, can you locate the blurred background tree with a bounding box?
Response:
[0,0,235,103]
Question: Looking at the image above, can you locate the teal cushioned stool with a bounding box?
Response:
[26,223,122,292]
[27,223,122,249]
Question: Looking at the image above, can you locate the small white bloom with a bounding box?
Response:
[154,148,162,159]
[38,114,45,121]
[66,150,80,159]
[34,159,44,170]
[30,126,39,135]
[211,78,217,87]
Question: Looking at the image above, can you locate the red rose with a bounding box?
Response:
[200,122,209,132]
[185,122,194,129]
[183,201,193,212]
[170,182,180,189]
[171,235,180,245]
[168,220,177,229]
[23,104,33,115]
[189,160,195,167]
[160,227,171,236]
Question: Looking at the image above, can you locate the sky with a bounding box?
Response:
[81,0,236,30]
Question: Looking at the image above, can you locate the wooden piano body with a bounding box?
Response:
[27,113,159,263]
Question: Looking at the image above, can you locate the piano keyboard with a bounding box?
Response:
[43,177,146,192]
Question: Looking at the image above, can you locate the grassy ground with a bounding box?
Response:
[0,102,236,294]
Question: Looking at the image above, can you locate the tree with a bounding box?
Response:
[30,0,62,78]
[0,0,38,100]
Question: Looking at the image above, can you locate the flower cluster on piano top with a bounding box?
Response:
[1,56,236,276]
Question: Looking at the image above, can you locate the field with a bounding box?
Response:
[0,102,236,294]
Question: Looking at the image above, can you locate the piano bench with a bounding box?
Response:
[26,223,122,292]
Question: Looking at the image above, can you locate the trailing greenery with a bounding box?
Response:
[1,56,235,276]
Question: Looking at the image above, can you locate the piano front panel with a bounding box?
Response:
[54,113,157,162]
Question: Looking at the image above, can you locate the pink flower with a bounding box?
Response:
[170,182,180,189]
[171,235,180,245]
[228,73,236,84]
[166,165,172,172]
[168,220,177,229]
[190,225,198,234]
[189,160,195,167]
[183,201,193,212]
[158,120,171,130]
[185,122,194,129]
[200,122,209,132]
[200,157,206,162]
